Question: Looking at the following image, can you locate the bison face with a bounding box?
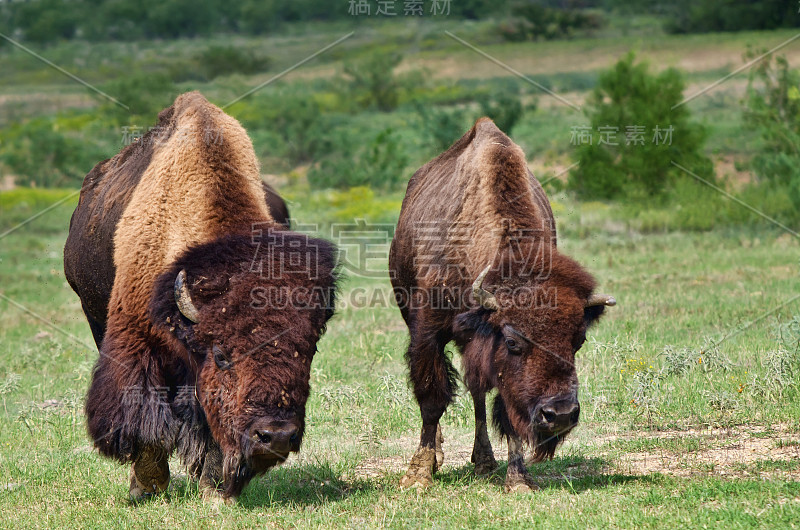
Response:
[453,261,614,461]
[150,232,337,497]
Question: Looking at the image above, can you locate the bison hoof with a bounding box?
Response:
[128,447,170,502]
[502,472,540,494]
[472,456,499,476]
[201,487,235,506]
[129,467,169,502]
[400,473,434,489]
[400,446,437,489]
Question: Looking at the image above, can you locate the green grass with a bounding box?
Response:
[2,16,800,527]
[1,188,799,527]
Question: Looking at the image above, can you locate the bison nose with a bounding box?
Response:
[535,398,580,432]
[250,422,300,455]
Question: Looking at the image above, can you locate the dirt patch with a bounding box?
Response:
[349,424,800,482]
[351,431,480,479]
[604,424,800,480]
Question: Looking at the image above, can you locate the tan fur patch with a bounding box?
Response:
[110,92,272,327]
[402,117,554,285]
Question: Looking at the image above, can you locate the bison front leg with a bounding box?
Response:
[400,330,456,489]
[129,445,170,501]
[470,390,498,475]
[503,436,539,493]
[197,440,236,505]
[198,440,224,497]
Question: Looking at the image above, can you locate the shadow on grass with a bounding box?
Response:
[161,454,659,507]
[235,462,379,509]
[143,463,377,509]
[434,454,659,493]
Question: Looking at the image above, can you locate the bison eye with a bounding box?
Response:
[505,337,521,354]
[213,345,233,371]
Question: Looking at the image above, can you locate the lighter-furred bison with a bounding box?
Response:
[64,92,337,502]
[389,118,615,492]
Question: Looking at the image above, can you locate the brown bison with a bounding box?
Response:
[64,92,337,502]
[389,118,615,492]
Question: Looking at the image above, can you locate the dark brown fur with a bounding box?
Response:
[389,118,607,489]
[65,92,335,500]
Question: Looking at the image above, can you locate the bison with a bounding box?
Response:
[64,92,337,502]
[389,118,615,492]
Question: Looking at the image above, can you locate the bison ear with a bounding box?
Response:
[584,293,615,328]
[583,304,606,328]
[453,309,493,339]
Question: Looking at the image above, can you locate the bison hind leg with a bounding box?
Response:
[400,326,456,489]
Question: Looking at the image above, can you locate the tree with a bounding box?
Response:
[569,53,712,200]
[743,53,800,211]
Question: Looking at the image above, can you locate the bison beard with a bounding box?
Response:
[491,396,564,463]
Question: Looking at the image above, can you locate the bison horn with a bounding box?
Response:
[174,269,200,323]
[472,265,500,311]
[586,294,616,308]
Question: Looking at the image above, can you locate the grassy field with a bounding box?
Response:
[0,187,799,528]
[2,12,800,527]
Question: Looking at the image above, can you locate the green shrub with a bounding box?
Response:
[97,72,179,125]
[0,116,111,188]
[743,54,800,220]
[414,103,470,154]
[11,0,80,43]
[477,89,533,134]
[341,52,422,112]
[569,53,713,200]
[231,91,327,165]
[663,0,800,34]
[193,45,271,81]
[501,3,604,42]
[308,128,409,190]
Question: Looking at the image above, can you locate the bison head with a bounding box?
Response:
[453,251,613,461]
[151,230,337,497]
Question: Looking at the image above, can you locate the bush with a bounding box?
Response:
[97,73,180,125]
[664,0,800,34]
[231,91,327,166]
[341,52,422,112]
[477,89,533,134]
[193,46,271,81]
[501,3,604,42]
[569,53,712,200]
[308,128,409,190]
[11,0,80,43]
[0,116,112,188]
[743,54,800,217]
[414,103,470,154]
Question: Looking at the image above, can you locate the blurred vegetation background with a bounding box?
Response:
[0,0,799,231]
